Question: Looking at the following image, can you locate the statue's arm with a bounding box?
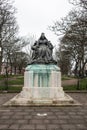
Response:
[31,41,39,50]
[48,41,53,49]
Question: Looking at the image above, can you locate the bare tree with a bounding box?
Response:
[10,51,28,74]
[49,7,87,76]
[69,0,87,9]
[0,0,18,74]
[55,45,72,75]
[3,35,36,75]
[23,35,36,62]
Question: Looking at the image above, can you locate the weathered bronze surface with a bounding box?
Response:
[29,33,57,64]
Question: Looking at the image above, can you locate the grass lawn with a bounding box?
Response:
[0,75,87,91]
[62,75,75,80]
[0,86,22,91]
[63,78,87,90]
[0,75,23,92]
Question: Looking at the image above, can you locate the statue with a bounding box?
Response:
[29,33,57,64]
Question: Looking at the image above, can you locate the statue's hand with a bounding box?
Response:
[36,45,39,48]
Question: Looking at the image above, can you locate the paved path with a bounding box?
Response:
[0,93,87,130]
[62,79,78,86]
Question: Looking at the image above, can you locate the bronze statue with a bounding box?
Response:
[29,33,57,64]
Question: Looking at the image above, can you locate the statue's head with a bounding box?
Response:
[40,33,46,40]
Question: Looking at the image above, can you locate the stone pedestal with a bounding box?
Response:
[4,65,79,106]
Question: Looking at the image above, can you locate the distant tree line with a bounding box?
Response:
[0,0,35,75]
[49,0,87,77]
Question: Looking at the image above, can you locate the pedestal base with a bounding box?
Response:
[4,87,80,106]
[4,65,80,106]
[4,94,79,106]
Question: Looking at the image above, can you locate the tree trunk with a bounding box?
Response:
[74,61,78,76]
[9,58,13,75]
[14,66,17,75]
[0,48,2,74]
[0,56,2,74]
[10,64,13,75]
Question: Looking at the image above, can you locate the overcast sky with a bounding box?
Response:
[14,0,73,46]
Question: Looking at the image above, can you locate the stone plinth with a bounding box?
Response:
[4,65,79,106]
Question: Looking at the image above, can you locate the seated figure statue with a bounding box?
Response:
[29,33,57,64]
